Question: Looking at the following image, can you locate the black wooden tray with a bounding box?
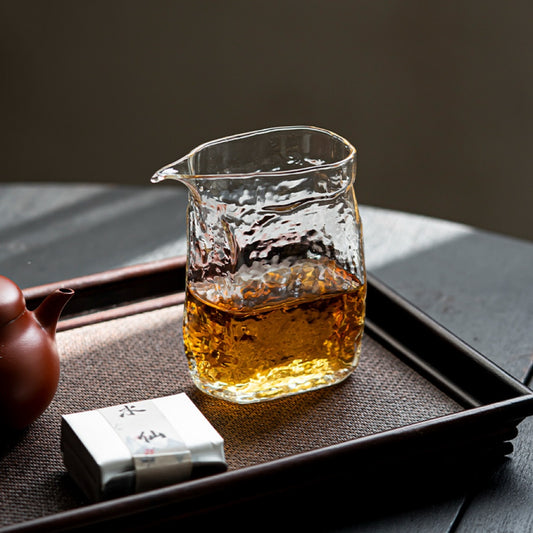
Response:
[2,256,532,532]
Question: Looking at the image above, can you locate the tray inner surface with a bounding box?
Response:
[0,303,462,528]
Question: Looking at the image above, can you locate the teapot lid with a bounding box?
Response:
[0,275,26,327]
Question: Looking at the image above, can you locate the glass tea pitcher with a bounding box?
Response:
[152,126,366,403]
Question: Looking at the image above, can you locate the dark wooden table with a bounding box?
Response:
[1,183,532,532]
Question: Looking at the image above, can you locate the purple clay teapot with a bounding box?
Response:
[0,275,74,430]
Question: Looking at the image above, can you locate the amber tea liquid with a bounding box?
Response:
[183,258,366,403]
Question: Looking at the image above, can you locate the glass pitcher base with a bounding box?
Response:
[188,366,356,404]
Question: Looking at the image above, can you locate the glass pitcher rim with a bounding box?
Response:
[156,125,356,181]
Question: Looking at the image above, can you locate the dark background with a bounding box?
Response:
[2,1,532,241]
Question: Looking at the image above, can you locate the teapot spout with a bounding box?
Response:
[35,288,74,336]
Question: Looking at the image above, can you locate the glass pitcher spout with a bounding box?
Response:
[151,153,207,202]
[151,155,192,184]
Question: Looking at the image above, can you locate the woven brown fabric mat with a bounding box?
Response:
[0,304,462,528]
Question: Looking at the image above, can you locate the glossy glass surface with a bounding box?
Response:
[153,126,366,403]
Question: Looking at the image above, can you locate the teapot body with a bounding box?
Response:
[0,275,73,429]
[0,311,60,429]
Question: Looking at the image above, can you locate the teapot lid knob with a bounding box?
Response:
[0,275,26,327]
